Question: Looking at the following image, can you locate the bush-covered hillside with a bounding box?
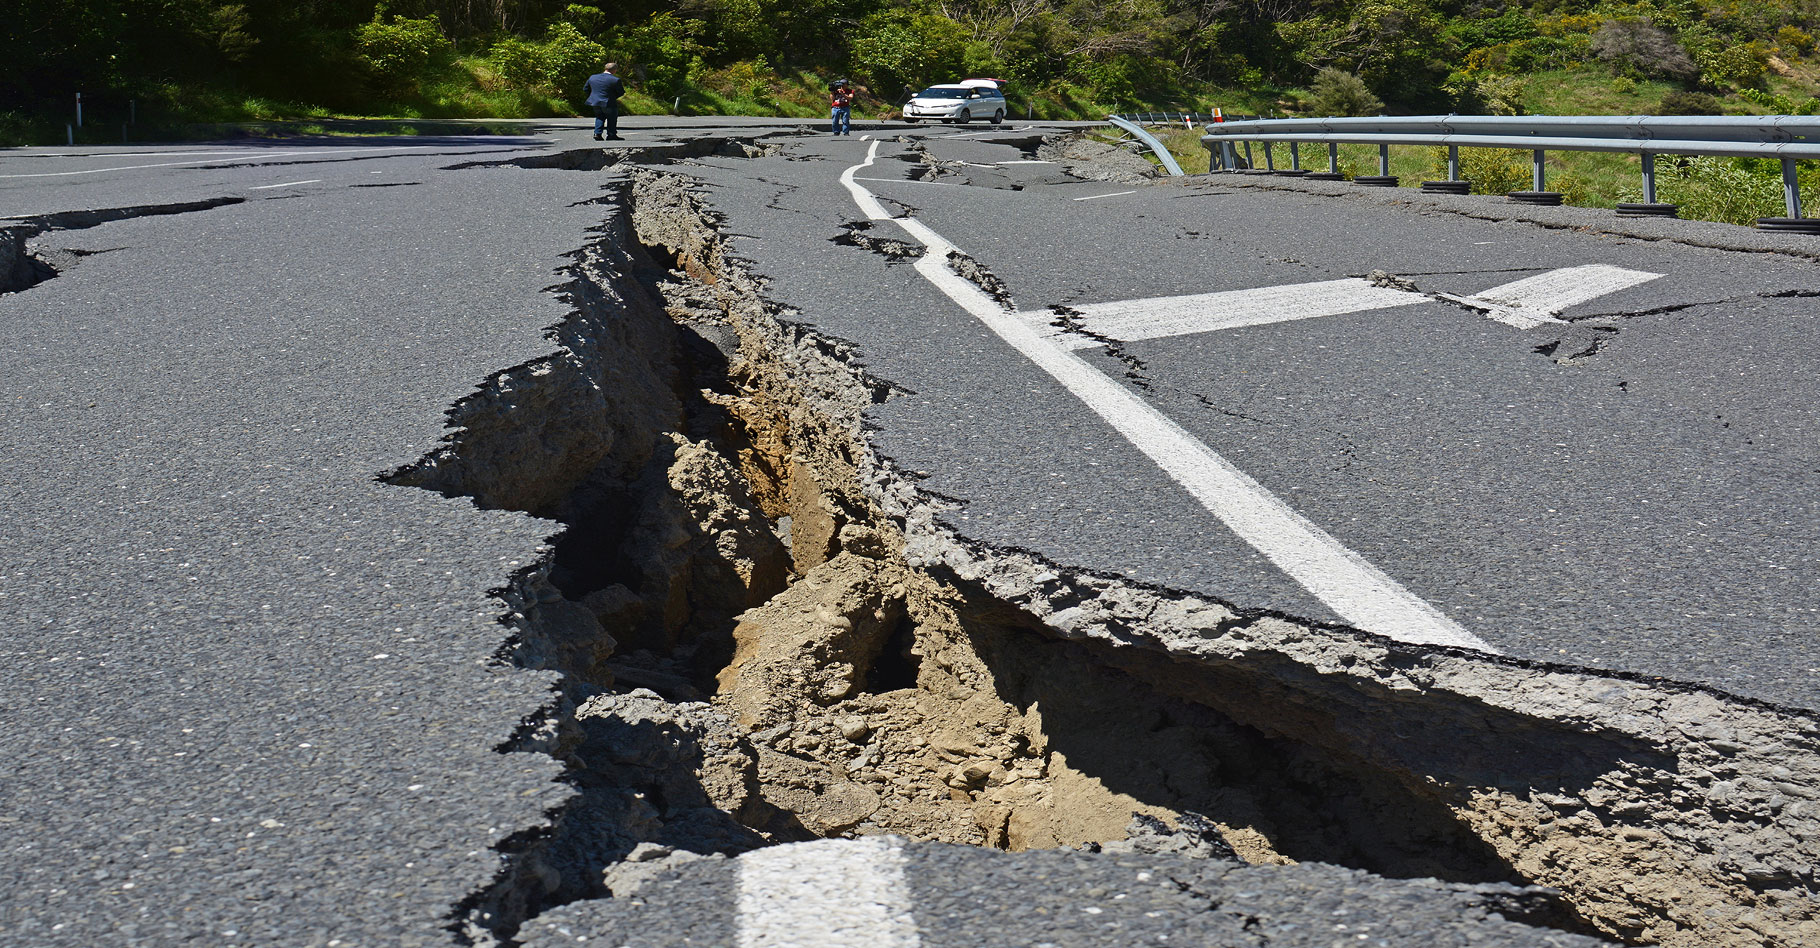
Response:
[4,0,1820,142]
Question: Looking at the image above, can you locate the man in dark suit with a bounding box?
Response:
[584,62,625,141]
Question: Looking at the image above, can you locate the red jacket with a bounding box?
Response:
[831,90,854,108]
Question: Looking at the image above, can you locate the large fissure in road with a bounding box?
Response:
[388,156,1820,948]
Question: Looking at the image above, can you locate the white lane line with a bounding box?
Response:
[1443,264,1663,329]
[843,140,1487,651]
[1073,190,1136,201]
[1025,279,1424,349]
[0,146,418,179]
[996,159,1054,164]
[838,142,894,220]
[737,838,919,948]
[249,179,322,190]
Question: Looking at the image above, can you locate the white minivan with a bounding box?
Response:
[903,79,1007,124]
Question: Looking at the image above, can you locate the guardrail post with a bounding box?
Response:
[1757,158,1820,232]
[1329,142,1339,174]
[1290,142,1301,170]
[1263,142,1275,171]
[1224,141,1237,171]
[1242,141,1254,171]
[1510,148,1564,205]
[1378,143,1389,177]
[1421,144,1472,194]
[1617,152,1679,218]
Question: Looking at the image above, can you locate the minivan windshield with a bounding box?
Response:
[916,88,969,99]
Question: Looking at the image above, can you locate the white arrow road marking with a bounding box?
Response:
[1017,265,1665,345]
[1025,279,1423,349]
[737,838,919,948]
[843,141,1490,651]
[1442,264,1664,329]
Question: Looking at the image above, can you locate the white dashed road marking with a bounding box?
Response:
[1024,279,1423,348]
[841,140,1491,652]
[737,838,919,948]
[1073,190,1136,201]
[249,179,322,190]
[1015,266,1665,344]
[1443,264,1664,329]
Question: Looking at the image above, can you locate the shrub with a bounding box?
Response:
[563,4,607,37]
[1305,67,1383,116]
[488,37,548,91]
[356,14,451,93]
[541,22,607,96]
[1630,156,1815,224]
[1698,43,1768,90]
[1659,90,1722,114]
[1611,75,1637,93]
[1775,26,1815,57]
[487,23,606,97]
[617,13,704,98]
[1590,19,1698,82]
[1425,146,1532,194]
[1453,73,1528,115]
[1738,88,1820,114]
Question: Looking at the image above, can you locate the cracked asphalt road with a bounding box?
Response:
[677,131,1820,709]
[1,120,1814,946]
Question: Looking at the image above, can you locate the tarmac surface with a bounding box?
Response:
[4,116,1816,946]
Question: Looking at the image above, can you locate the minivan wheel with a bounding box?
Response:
[956,109,971,124]
[991,110,1004,125]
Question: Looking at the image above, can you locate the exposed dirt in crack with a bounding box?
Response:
[833,220,924,260]
[944,249,1016,308]
[1037,134,1160,184]
[389,163,1820,948]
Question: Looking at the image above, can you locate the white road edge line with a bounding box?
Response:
[1073,190,1136,201]
[842,139,1489,652]
[737,838,919,948]
[249,179,322,190]
[0,146,418,179]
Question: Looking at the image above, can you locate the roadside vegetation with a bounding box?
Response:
[6,0,1817,225]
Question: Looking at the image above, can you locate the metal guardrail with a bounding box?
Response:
[1112,112,1235,125]
[1200,114,1820,232]
[1107,115,1184,177]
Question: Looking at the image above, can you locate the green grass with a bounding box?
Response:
[1517,67,1684,116]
